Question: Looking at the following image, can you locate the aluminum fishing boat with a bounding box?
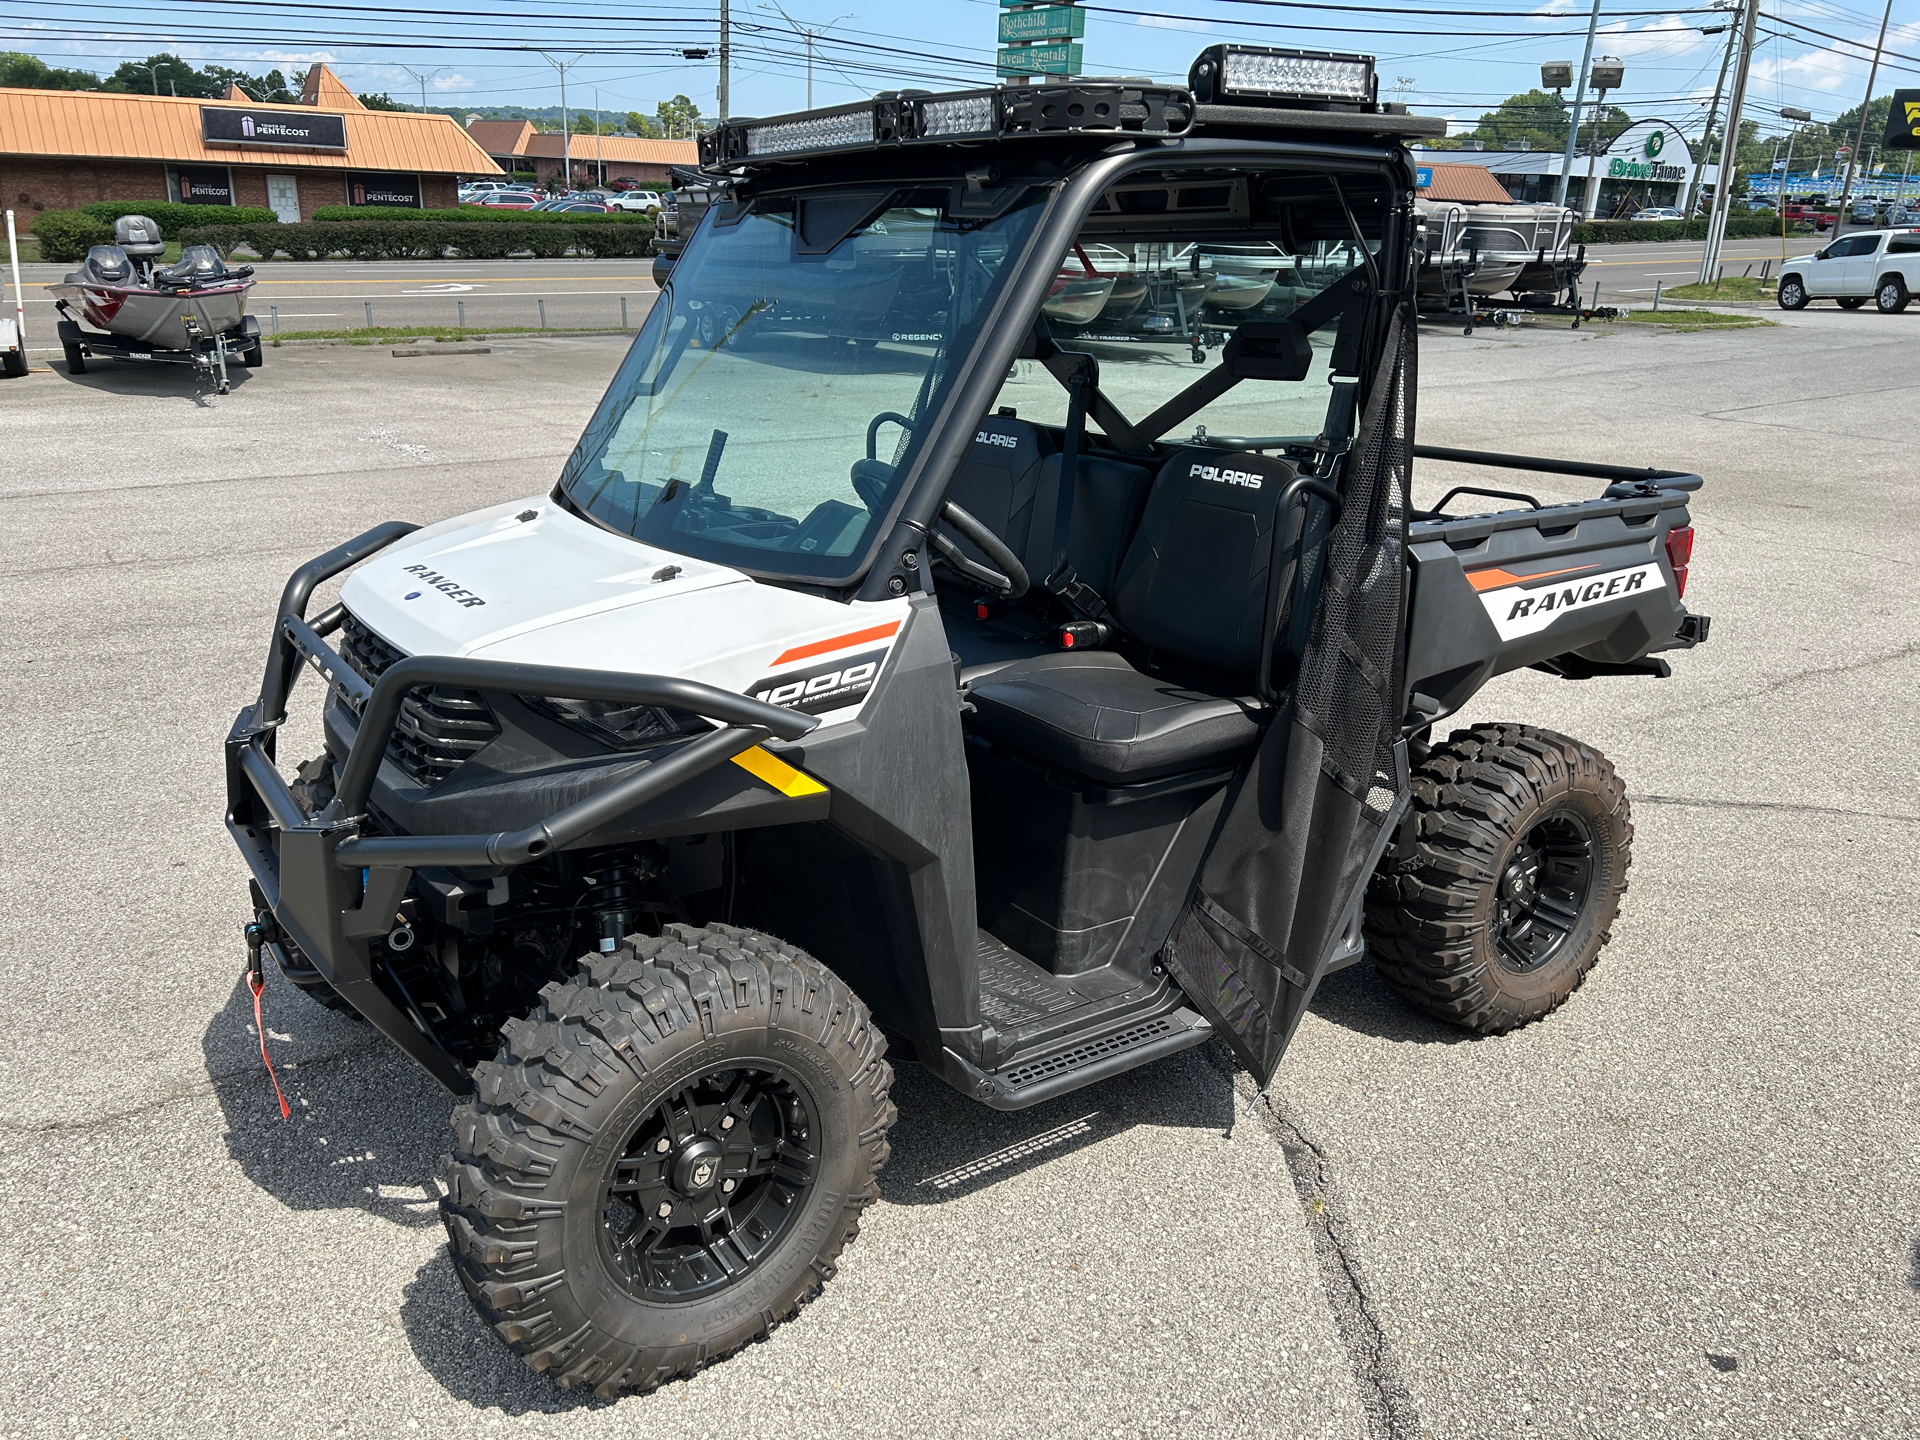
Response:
[50,215,261,391]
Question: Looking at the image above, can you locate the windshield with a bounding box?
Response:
[557,187,1046,580]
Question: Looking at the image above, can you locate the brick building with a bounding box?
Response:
[0,63,502,227]
[464,120,697,187]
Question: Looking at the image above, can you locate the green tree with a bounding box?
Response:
[102,52,219,97]
[1467,90,1569,151]
[204,64,298,103]
[1573,103,1633,154]
[570,112,620,135]
[357,91,408,111]
[626,109,664,138]
[0,50,103,90]
[655,94,703,139]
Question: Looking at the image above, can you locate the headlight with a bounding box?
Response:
[524,696,712,751]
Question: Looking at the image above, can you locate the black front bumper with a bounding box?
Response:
[224,524,816,1092]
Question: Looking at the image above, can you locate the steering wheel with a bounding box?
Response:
[930,500,1029,600]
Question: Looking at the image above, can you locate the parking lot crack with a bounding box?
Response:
[1211,1048,1421,1440]
[1630,794,1920,825]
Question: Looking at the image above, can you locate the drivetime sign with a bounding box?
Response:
[201,106,348,150]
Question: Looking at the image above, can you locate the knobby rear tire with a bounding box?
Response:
[1363,724,1632,1035]
[440,922,894,1397]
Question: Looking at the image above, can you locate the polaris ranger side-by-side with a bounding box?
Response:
[224,45,1711,1396]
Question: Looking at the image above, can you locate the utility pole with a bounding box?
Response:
[1697,0,1757,285]
[1555,0,1605,209]
[594,89,602,187]
[1684,15,1738,217]
[1834,0,1894,240]
[719,0,731,122]
[539,53,581,190]
[398,65,445,114]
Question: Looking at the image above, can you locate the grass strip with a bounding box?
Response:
[1659,276,1777,303]
[1621,308,1776,331]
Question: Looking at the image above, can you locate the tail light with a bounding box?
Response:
[1664,525,1694,598]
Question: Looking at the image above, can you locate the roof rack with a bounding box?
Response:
[696,45,1445,173]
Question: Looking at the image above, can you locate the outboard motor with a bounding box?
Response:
[157,244,231,287]
[81,245,133,285]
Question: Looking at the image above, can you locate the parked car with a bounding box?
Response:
[1850,201,1879,224]
[1630,207,1685,221]
[606,190,662,213]
[545,200,613,214]
[1777,227,1920,312]
[1780,202,1832,232]
[477,193,539,210]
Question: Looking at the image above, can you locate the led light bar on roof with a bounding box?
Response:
[699,83,1191,168]
[1189,44,1377,111]
[745,106,875,157]
[918,93,996,139]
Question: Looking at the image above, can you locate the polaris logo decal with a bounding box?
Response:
[1479,562,1664,641]
[1190,463,1262,490]
[974,430,1019,449]
[400,563,487,609]
[749,647,888,716]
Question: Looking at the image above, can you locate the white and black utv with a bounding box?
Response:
[225,45,1711,1397]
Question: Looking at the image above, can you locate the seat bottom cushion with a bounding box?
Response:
[965,650,1265,784]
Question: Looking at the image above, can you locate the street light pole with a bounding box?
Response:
[1834,0,1895,240]
[1555,0,1605,209]
[1696,0,1758,285]
[398,65,445,114]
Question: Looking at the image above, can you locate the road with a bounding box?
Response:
[11,257,658,337]
[0,308,1914,1439]
[6,236,1817,342]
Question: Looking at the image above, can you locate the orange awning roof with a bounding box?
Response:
[1416,162,1515,205]
[521,133,700,165]
[465,119,536,157]
[0,82,502,176]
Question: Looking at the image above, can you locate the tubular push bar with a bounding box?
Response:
[240,522,818,871]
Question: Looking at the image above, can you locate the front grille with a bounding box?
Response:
[336,610,500,787]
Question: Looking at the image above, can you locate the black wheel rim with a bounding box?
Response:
[599,1066,820,1303]
[1490,808,1594,971]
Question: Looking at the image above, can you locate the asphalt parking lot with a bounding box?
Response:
[2,309,1915,1439]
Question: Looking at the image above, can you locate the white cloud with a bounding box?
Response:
[1136,15,1211,32]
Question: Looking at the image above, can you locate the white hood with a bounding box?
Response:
[337,498,909,708]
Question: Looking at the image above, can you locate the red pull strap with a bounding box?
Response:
[247,972,292,1120]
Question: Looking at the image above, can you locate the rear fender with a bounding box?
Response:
[1405,497,1693,720]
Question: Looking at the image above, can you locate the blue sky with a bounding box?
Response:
[6,0,1918,139]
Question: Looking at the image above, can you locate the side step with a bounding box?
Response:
[949,932,1214,1110]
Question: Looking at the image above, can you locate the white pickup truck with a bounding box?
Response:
[1778,226,1920,313]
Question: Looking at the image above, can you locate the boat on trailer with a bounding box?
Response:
[49,215,262,392]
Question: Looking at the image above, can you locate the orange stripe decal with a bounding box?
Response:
[1466,564,1591,593]
[772,621,900,667]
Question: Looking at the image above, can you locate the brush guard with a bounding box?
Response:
[223,522,817,1092]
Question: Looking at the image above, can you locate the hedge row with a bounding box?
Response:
[310,204,652,226]
[78,201,279,234]
[178,220,656,260]
[1571,216,1793,244]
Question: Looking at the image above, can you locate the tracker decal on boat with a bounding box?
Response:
[1476,562,1665,640]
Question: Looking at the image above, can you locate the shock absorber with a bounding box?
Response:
[583,866,637,954]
